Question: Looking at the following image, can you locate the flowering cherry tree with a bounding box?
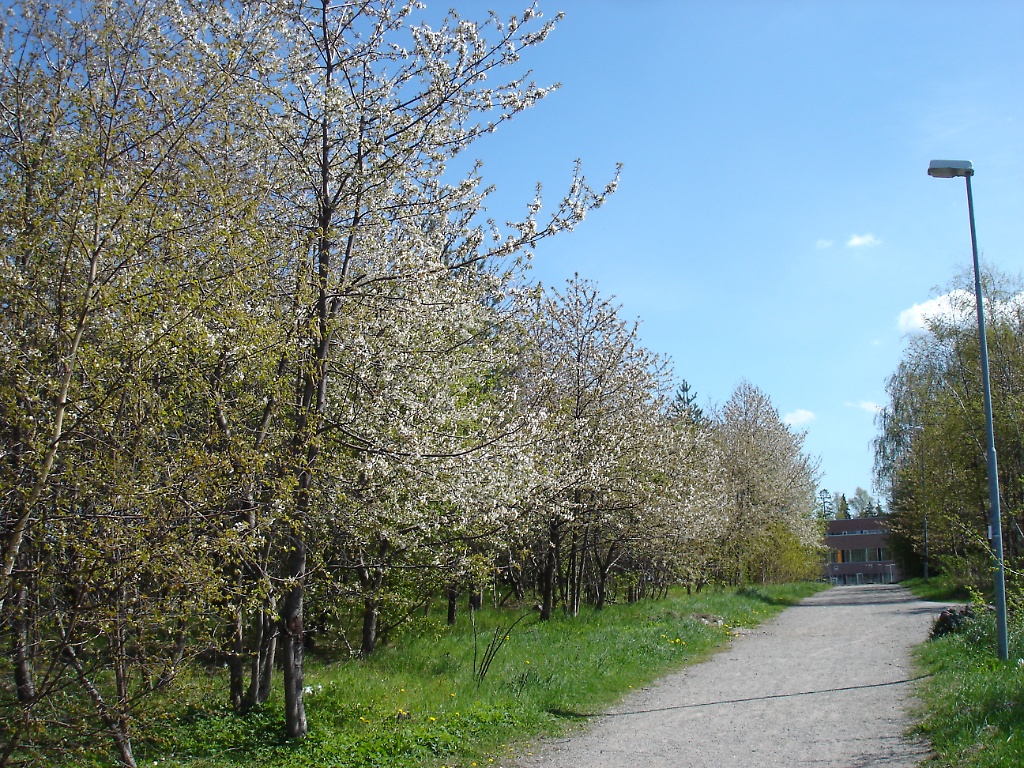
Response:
[198,0,613,738]
[710,381,822,584]
[0,1,825,762]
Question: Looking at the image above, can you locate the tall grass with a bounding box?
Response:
[130,583,823,768]
[908,582,1024,767]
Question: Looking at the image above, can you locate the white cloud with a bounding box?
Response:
[897,290,974,334]
[783,409,816,426]
[816,239,834,249]
[995,292,1024,321]
[845,400,882,414]
[846,233,881,248]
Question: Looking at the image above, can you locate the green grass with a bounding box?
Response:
[133,582,825,768]
[913,610,1024,767]
[903,577,1024,767]
[901,574,975,603]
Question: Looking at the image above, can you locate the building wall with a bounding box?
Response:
[823,517,902,585]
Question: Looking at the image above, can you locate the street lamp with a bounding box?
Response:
[927,159,1008,661]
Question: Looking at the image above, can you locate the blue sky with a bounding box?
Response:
[440,1,1024,501]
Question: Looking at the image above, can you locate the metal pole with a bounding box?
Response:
[920,444,929,582]
[965,173,1009,661]
[923,513,929,582]
[910,422,929,581]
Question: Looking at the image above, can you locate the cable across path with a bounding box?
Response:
[515,584,950,768]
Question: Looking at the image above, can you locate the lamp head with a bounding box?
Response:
[928,160,974,178]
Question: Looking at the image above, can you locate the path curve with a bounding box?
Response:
[515,584,949,768]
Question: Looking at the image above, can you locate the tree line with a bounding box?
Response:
[0,1,821,763]
[818,487,883,520]
[874,269,1024,590]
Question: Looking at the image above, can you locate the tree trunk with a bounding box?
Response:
[155,625,187,690]
[358,543,388,655]
[565,529,579,617]
[595,567,609,611]
[280,530,306,739]
[540,519,560,621]
[111,596,130,726]
[256,606,278,707]
[228,608,245,712]
[361,597,379,655]
[572,524,591,614]
[507,565,526,602]
[243,601,277,711]
[594,542,616,610]
[65,645,137,768]
[12,582,34,705]
[276,2,341,723]
[0,253,99,614]
[540,555,554,620]
[447,588,459,626]
[6,580,35,766]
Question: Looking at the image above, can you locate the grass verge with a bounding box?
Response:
[904,580,1024,767]
[900,575,974,603]
[135,582,824,768]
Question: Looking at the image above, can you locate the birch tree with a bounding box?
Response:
[875,271,1024,586]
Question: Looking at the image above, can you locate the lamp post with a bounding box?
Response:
[908,423,929,582]
[927,159,1008,661]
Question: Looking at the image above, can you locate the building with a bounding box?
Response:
[824,517,901,585]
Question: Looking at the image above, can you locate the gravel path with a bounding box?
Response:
[515,584,950,768]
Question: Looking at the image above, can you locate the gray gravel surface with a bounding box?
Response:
[514,584,950,768]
